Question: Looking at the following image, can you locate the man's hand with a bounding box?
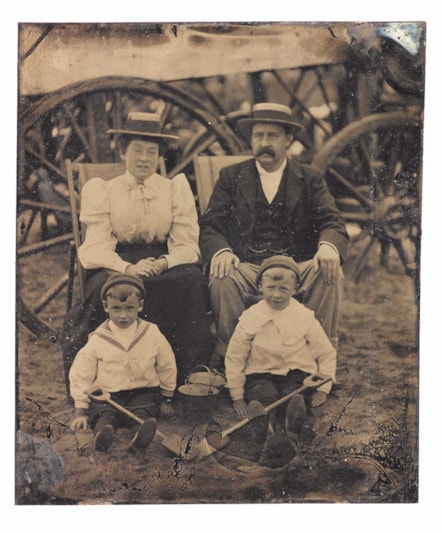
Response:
[232,399,249,418]
[310,390,327,407]
[210,251,240,278]
[313,244,340,285]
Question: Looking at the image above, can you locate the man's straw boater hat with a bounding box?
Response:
[107,112,180,141]
[237,103,304,137]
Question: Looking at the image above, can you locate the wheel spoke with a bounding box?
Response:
[17,232,74,257]
[271,69,331,139]
[314,66,335,113]
[17,209,38,246]
[17,295,58,337]
[32,272,70,314]
[24,145,66,181]
[19,199,72,214]
[168,132,219,177]
[62,103,95,161]
[195,78,228,116]
[328,166,374,211]
[391,236,417,277]
[352,234,378,283]
[354,133,387,202]
[159,101,175,130]
[313,112,422,283]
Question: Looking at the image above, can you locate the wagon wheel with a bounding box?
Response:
[17,76,245,338]
[312,111,422,293]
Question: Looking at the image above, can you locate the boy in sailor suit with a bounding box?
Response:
[69,273,177,454]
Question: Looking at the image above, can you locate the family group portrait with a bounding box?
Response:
[15,20,425,508]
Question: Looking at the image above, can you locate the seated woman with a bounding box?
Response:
[61,112,213,393]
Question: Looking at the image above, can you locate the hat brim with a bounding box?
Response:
[256,258,301,286]
[107,129,180,141]
[100,274,146,300]
[237,118,304,137]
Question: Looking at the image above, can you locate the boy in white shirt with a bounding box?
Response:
[225,255,336,465]
[69,273,177,454]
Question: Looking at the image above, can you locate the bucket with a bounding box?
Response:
[177,366,226,420]
[187,365,227,389]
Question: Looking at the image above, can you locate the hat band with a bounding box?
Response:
[252,109,293,123]
[124,118,162,135]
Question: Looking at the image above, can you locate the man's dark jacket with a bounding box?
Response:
[199,157,349,265]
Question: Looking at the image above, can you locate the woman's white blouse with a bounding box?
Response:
[78,171,201,272]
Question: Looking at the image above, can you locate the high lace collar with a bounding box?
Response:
[122,170,161,200]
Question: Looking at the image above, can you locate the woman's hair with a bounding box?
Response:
[118,135,165,155]
[103,283,144,302]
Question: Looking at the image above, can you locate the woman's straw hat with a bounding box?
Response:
[108,112,180,141]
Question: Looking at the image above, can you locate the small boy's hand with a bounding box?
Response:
[310,390,327,407]
[160,402,174,418]
[70,415,89,431]
[233,399,249,418]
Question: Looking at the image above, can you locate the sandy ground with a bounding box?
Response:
[15,234,419,505]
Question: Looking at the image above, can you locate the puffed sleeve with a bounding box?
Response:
[164,173,201,269]
[78,178,131,272]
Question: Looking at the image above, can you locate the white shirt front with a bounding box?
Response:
[109,320,138,350]
[255,160,287,203]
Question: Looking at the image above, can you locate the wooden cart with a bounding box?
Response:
[17,22,425,337]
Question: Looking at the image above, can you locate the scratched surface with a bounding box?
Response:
[16,236,418,504]
[15,20,422,505]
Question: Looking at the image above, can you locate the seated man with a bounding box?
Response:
[199,102,349,364]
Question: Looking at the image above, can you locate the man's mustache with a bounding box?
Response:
[256,147,276,158]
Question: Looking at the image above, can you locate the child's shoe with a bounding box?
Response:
[93,424,114,453]
[127,418,157,454]
[285,394,307,435]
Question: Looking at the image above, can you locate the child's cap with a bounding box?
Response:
[256,255,301,285]
[100,272,146,300]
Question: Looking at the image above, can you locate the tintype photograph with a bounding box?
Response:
[16,21,424,505]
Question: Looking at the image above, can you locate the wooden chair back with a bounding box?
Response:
[66,160,126,304]
[66,158,167,305]
[193,154,253,215]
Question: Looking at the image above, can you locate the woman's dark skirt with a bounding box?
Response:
[61,244,214,400]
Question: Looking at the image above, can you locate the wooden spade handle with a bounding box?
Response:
[221,373,332,439]
[85,387,145,425]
